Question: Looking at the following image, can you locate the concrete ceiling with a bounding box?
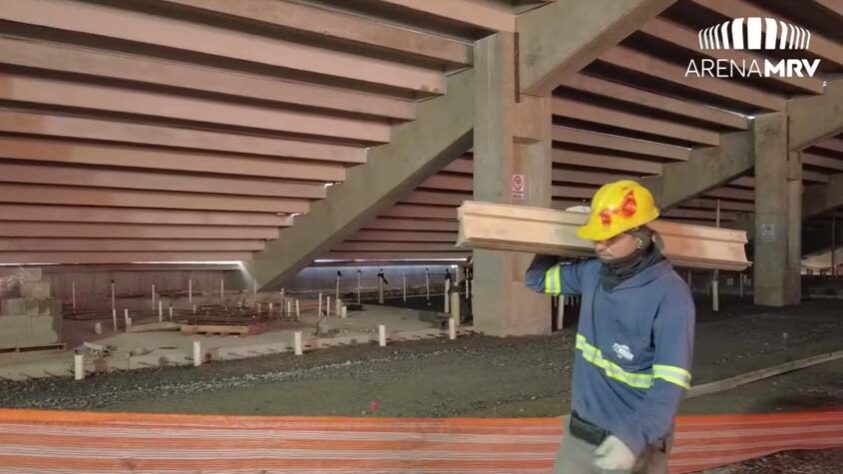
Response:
[1,0,841,266]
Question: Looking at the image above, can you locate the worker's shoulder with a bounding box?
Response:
[655,267,694,304]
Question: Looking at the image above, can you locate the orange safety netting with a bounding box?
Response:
[0,409,840,473]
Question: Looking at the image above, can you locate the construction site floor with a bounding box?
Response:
[0,297,840,470]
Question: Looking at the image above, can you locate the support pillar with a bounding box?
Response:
[753,113,801,306]
[473,32,552,336]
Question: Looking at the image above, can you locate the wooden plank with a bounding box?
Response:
[456,200,750,270]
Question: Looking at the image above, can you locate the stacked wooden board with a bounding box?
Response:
[457,201,750,271]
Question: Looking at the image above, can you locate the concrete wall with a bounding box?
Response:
[9,264,460,312]
[40,266,245,311]
[283,265,457,297]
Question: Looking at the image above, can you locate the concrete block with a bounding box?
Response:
[0,313,61,348]
[1,298,62,316]
[21,281,51,299]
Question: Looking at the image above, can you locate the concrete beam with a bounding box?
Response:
[325,251,470,261]
[371,0,516,32]
[517,0,676,95]
[0,0,445,95]
[789,80,843,151]
[474,32,553,336]
[638,18,825,95]
[753,113,801,306]
[0,36,415,122]
[600,46,787,112]
[553,148,664,174]
[363,218,458,232]
[0,110,366,164]
[245,70,474,290]
[0,222,279,240]
[0,239,264,252]
[349,231,458,242]
[402,191,469,207]
[553,126,692,161]
[561,74,751,130]
[381,205,457,220]
[813,138,843,154]
[692,0,843,67]
[552,97,721,145]
[804,174,843,217]
[0,74,391,144]
[0,183,310,214]
[332,242,460,253]
[161,0,471,66]
[0,136,346,182]
[0,162,326,199]
[0,204,289,227]
[0,252,254,265]
[639,131,753,209]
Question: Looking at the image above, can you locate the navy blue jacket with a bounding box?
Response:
[526,255,695,455]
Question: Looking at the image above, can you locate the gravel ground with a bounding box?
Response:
[703,448,843,473]
[0,298,840,470]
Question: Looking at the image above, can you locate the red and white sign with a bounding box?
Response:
[511,174,525,199]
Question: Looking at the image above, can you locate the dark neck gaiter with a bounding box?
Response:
[601,239,665,291]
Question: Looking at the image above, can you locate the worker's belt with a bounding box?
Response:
[568,411,610,446]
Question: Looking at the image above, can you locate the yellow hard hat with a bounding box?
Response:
[576,180,659,241]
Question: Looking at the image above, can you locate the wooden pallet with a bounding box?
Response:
[0,342,66,354]
[457,201,750,271]
[180,324,255,336]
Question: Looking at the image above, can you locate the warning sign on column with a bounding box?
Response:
[511,174,525,200]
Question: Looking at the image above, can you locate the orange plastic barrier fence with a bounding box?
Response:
[0,409,840,473]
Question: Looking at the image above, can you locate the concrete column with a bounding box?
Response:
[753,113,801,306]
[473,32,552,336]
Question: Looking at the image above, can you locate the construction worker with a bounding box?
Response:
[525,180,694,473]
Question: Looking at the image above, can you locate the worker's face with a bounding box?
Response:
[594,232,638,262]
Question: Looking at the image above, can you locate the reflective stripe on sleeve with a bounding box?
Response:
[544,265,562,296]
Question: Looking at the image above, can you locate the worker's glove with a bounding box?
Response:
[593,435,636,471]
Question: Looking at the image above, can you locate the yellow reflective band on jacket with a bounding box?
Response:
[544,265,562,295]
[653,364,692,389]
[575,334,691,390]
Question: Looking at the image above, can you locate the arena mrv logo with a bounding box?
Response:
[685,17,821,79]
